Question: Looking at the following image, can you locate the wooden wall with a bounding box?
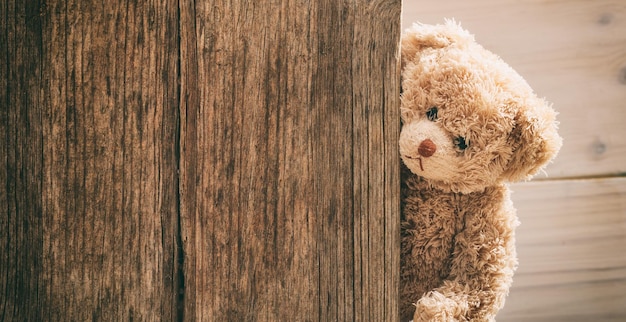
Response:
[0,1,401,321]
[403,1,626,321]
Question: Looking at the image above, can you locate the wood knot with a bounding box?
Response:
[592,140,607,156]
[598,13,613,25]
[619,66,626,85]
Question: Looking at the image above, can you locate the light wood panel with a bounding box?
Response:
[498,178,626,321]
[403,0,626,179]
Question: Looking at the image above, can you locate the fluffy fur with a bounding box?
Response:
[399,21,562,321]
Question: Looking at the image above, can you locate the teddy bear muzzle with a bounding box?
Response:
[404,138,437,172]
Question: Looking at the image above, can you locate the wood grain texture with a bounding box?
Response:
[499,178,626,321]
[2,0,181,320]
[2,1,401,320]
[178,0,400,320]
[403,0,626,179]
[0,1,45,320]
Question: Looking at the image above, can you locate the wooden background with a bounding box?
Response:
[403,0,626,321]
[1,0,401,321]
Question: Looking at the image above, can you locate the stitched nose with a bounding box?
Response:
[418,139,437,157]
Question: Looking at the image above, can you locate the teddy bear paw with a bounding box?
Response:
[413,291,469,322]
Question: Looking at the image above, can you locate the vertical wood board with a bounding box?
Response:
[177,0,401,321]
[1,0,181,320]
[1,1,401,320]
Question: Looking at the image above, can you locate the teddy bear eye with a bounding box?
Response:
[454,136,468,151]
[426,107,438,121]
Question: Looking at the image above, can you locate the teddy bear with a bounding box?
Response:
[399,21,562,321]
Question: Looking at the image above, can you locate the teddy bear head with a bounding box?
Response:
[400,21,562,194]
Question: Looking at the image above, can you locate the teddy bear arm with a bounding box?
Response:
[414,277,503,322]
[413,281,472,322]
[414,202,517,321]
[413,256,513,321]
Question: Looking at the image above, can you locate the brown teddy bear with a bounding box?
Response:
[399,21,562,321]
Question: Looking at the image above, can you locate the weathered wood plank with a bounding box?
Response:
[3,1,401,320]
[353,4,402,320]
[1,0,182,320]
[178,1,401,320]
[403,0,626,179]
[499,178,626,321]
[0,1,45,320]
[43,1,181,320]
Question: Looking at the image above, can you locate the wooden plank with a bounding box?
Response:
[402,0,626,179]
[43,1,182,320]
[498,178,626,321]
[3,0,402,320]
[178,1,401,320]
[0,1,45,320]
[1,0,182,320]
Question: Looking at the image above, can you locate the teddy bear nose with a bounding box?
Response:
[418,139,437,157]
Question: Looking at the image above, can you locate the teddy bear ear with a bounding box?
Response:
[401,19,474,69]
[501,98,563,182]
